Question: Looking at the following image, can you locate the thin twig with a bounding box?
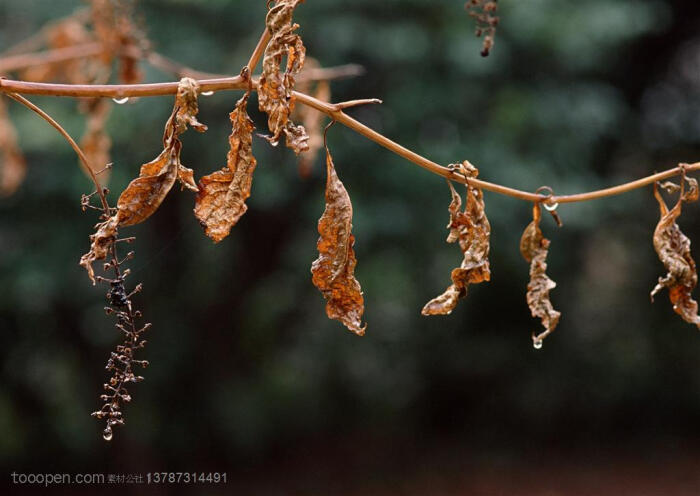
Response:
[332,98,382,111]
[6,92,108,211]
[246,28,271,73]
[0,43,104,74]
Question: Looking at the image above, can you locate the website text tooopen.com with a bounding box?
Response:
[11,472,105,486]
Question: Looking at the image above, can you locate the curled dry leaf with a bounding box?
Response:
[79,98,112,185]
[79,215,119,284]
[311,148,366,335]
[258,0,310,154]
[194,92,257,242]
[115,77,204,226]
[0,96,26,196]
[80,78,205,282]
[651,171,700,327]
[520,202,560,346]
[293,58,331,177]
[422,161,491,315]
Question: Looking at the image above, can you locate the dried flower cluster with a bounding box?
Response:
[465,0,499,56]
[79,180,149,441]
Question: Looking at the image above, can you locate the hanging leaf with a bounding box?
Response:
[422,162,491,315]
[114,77,204,227]
[293,57,331,177]
[0,96,26,196]
[651,171,700,327]
[194,92,257,242]
[311,147,366,335]
[79,215,120,284]
[258,0,310,154]
[80,78,205,281]
[520,202,560,346]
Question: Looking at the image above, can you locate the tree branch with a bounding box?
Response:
[1,74,697,205]
[0,43,104,74]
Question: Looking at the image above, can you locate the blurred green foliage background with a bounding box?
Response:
[1,0,700,493]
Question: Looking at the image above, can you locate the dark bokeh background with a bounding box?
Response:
[1,0,700,494]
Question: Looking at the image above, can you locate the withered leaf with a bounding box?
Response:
[293,57,330,177]
[311,148,366,335]
[520,202,560,345]
[79,215,119,284]
[0,96,26,196]
[258,0,310,154]
[651,172,700,327]
[422,162,491,316]
[194,92,257,242]
[81,78,205,281]
[115,77,204,226]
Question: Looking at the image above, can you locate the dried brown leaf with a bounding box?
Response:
[79,215,119,284]
[0,96,26,196]
[651,172,700,327]
[311,148,366,335]
[520,202,560,346]
[422,162,491,315]
[114,78,204,226]
[80,79,205,280]
[194,93,257,242]
[258,0,310,154]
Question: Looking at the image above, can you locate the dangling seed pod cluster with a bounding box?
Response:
[2,0,700,443]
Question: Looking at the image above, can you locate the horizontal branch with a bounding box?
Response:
[0,75,697,205]
[0,43,104,74]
